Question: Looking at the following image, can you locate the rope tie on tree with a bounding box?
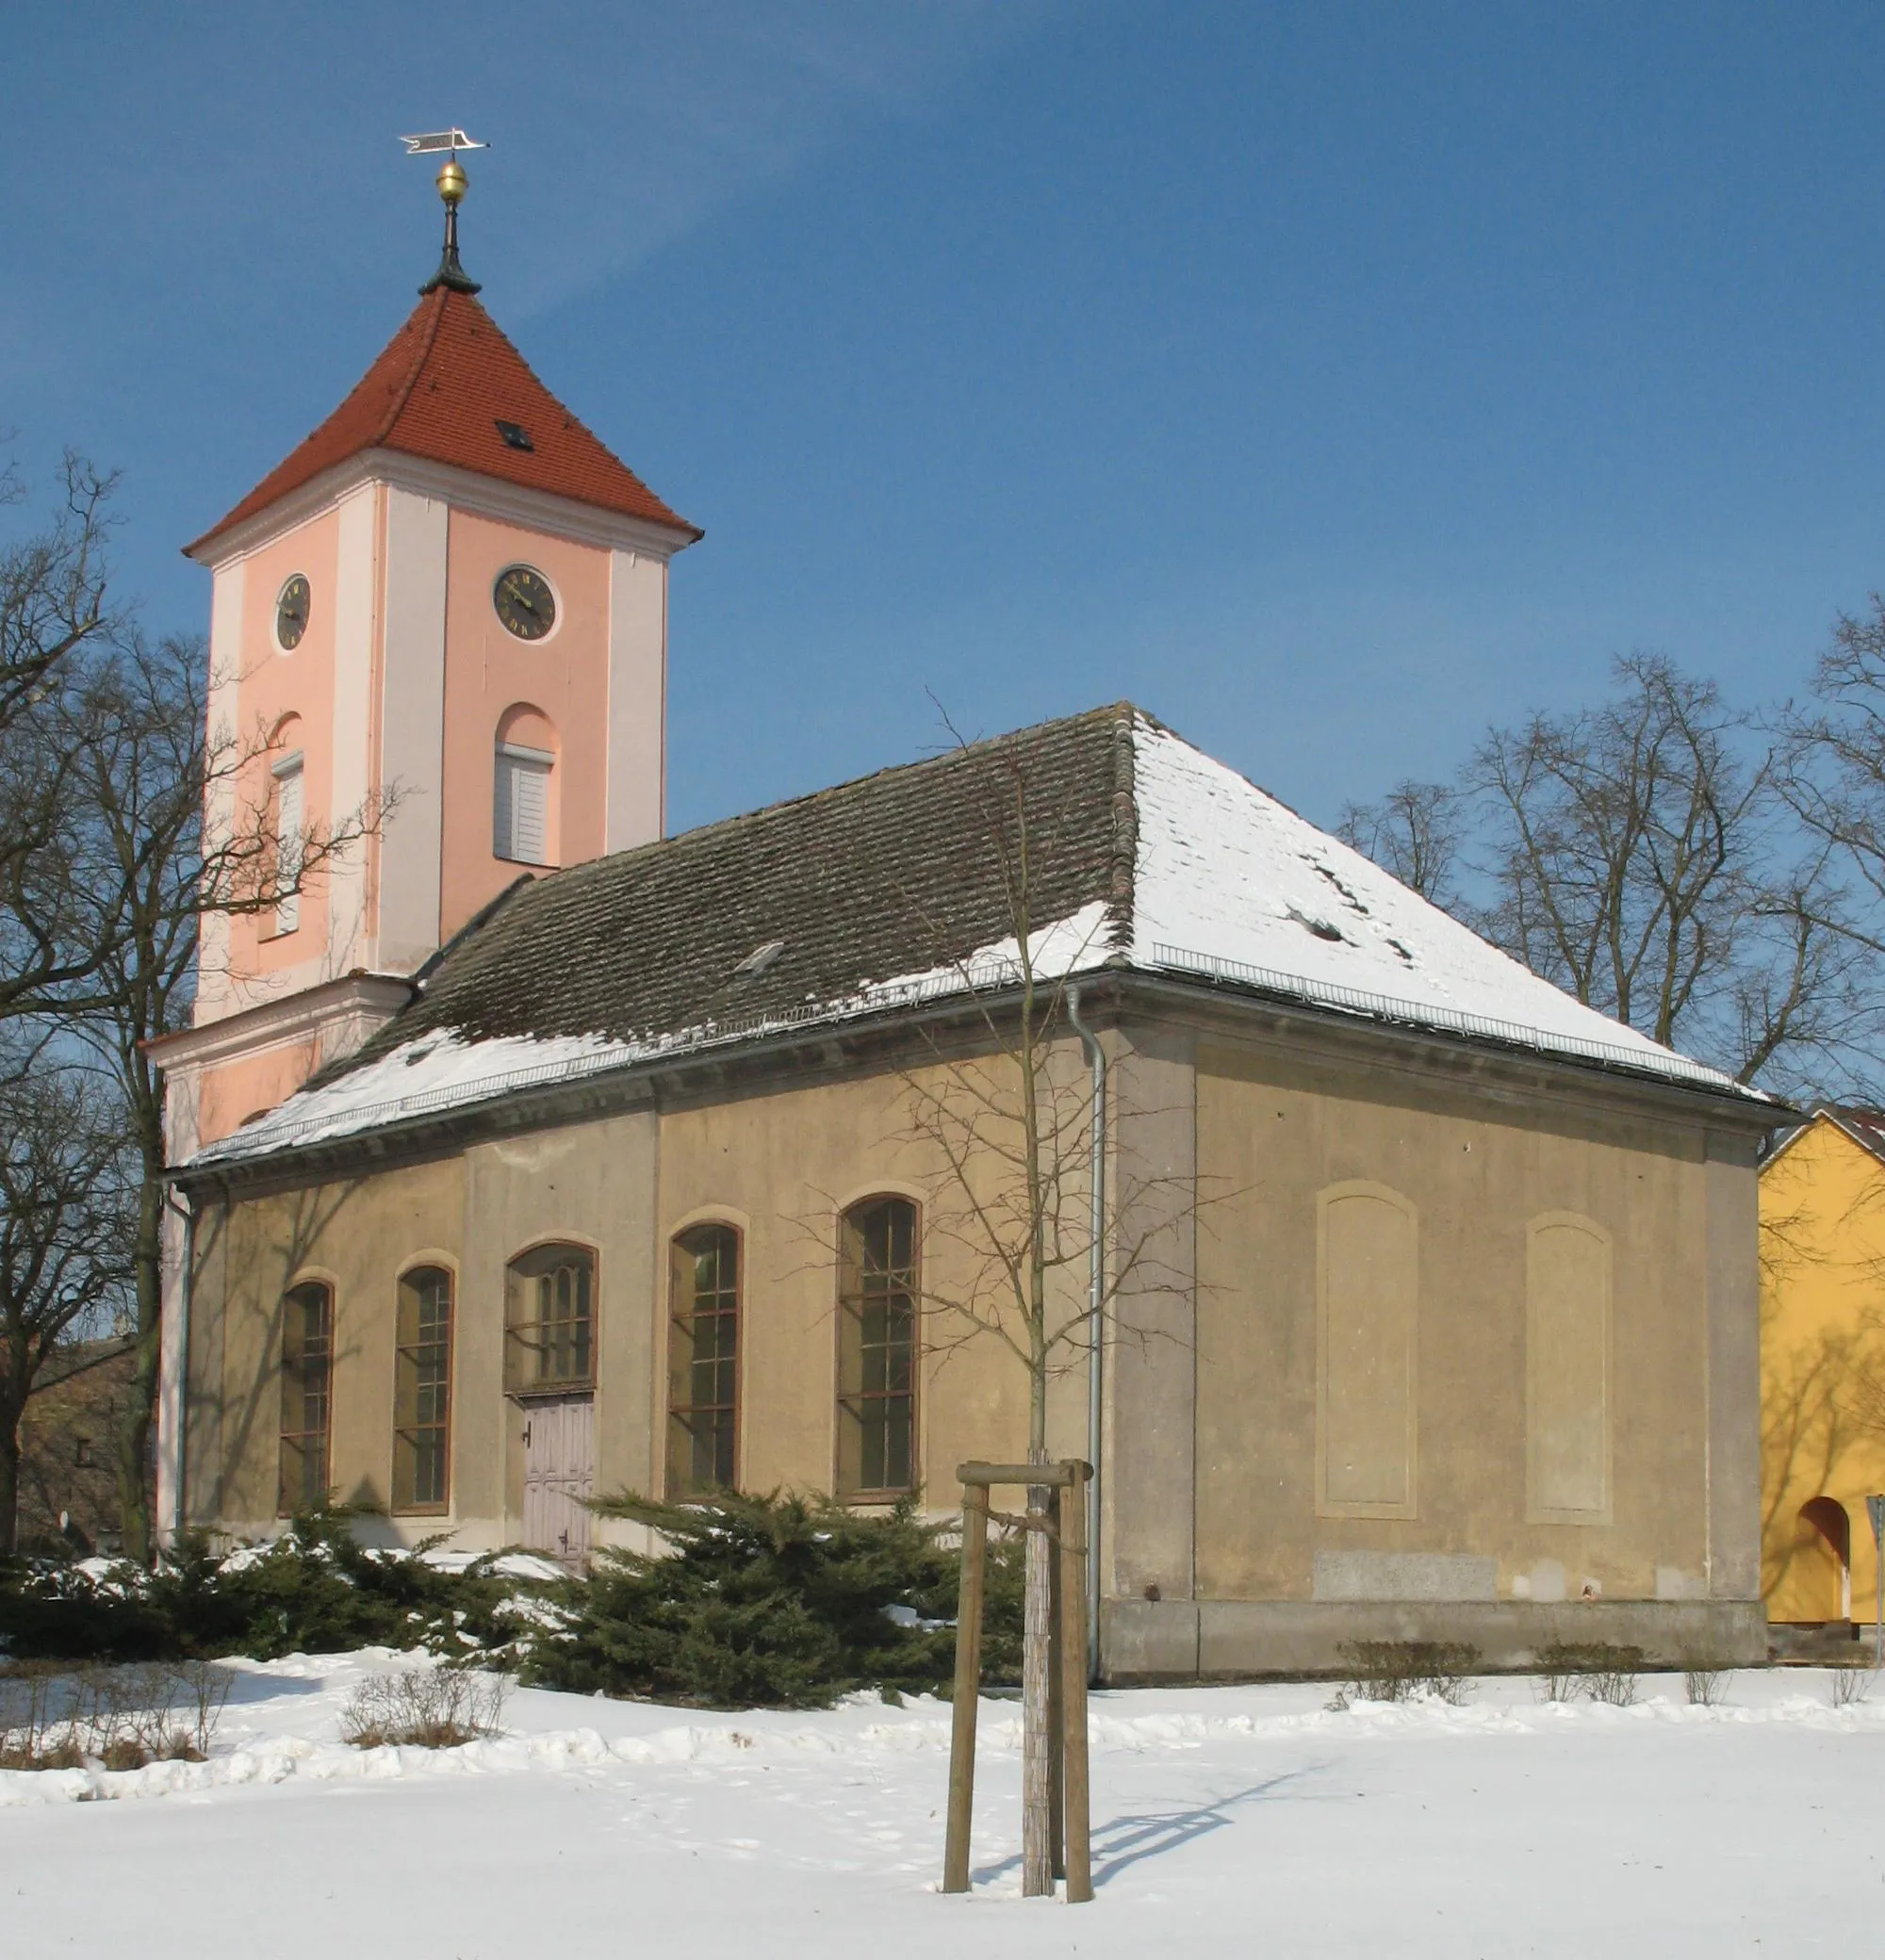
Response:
[986,1506,1060,1537]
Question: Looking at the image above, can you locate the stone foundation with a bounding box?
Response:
[1101,1596,1769,1682]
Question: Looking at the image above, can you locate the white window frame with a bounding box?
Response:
[495,742,554,866]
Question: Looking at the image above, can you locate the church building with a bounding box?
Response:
[155,165,1777,1680]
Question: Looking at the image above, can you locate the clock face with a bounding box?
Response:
[275,575,311,651]
[494,565,557,641]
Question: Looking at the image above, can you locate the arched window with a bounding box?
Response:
[837,1197,918,1497]
[277,1280,333,1515]
[494,705,557,867]
[505,1244,596,1394]
[394,1266,453,1512]
[667,1225,740,1495]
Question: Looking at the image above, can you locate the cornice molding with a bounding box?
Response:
[148,972,415,1075]
[172,967,1780,1198]
[187,450,697,571]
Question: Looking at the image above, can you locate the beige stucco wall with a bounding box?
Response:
[654,1058,1092,1503]
[191,1159,467,1542]
[1113,1032,1765,1674]
[180,1014,1766,1672]
[458,1110,660,1548]
[185,1051,1094,1553]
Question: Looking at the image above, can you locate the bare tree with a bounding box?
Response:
[0,1047,136,1555]
[1772,596,1885,1084]
[0,454,117,740]
[1342,655,1857,1089]
[36,630,385,1560]
[1470,656,1761,1046]
[0,455,390,1558]
[868,724,1198,1897]
[0,457,124,1020]
[1336,779,1464,906]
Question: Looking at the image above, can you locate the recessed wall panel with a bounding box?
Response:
[1526,1212,1612,1521]
[1316,1182,1418,1518]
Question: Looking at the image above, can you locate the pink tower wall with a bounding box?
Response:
[224,508,344,984]
[172,468,676,1158]
[438,510,615,939]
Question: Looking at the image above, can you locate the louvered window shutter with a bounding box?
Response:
[273,755,303,935]
[495,745,553,866]
[513,758,549,863]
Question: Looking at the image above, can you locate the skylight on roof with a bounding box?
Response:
[494,419,534,451]
[733,939,785,979]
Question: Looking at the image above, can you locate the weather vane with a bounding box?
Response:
[402,129,489,297]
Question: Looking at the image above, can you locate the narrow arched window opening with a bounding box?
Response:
[494,706,557,867]
[277,1281,333,1515]
[667,1225,740,1495]
[838,1197,918,1498]
[394,1266,453,1512]
[269,726,305,937]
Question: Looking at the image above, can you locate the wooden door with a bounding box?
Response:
[522,1394,594,1565]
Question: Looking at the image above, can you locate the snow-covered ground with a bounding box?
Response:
[5,1654,1882,1955]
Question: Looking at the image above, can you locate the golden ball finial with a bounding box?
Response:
[436,158,468,206]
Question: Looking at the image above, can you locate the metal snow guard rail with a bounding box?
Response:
[1149,942,1750,1094]
[185,937,1759,1172]
[184,952,1040,1168]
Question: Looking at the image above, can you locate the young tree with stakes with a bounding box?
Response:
[884,721,1198,1901]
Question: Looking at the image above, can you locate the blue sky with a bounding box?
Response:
[6,2,1884,834]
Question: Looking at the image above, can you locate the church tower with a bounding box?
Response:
[153,156,698,1158]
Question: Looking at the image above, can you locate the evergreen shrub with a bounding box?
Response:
[2,1495,1024,1710]
[526,1489,1024,1709]
[0,1510,559,1664]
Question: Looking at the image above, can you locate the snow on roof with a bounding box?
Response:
[180,707,1757,1173]
[185,901,1119,1167]
[1124,718,1736,1087]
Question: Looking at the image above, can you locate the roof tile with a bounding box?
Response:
[188,288,698,555]
[353,705,1129,1061]
[192,704,1764,1168]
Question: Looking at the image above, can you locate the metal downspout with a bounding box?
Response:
[1066,986,1106,1681]
[164,1187,195,1545]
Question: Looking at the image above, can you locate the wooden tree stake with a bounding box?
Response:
[1049,1483,1065,1881]
[1058,1460,1093,1903]
[943,1460,1093,1903]
[942,1480,989,1893]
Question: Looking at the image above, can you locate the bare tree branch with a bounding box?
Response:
[0,1044,136,1554]
[1344,653,1863,1092]
[1336,779,1464,906]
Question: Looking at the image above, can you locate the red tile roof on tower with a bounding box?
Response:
[186,286,699,556]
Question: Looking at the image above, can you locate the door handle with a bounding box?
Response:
[522,1420,533,1447]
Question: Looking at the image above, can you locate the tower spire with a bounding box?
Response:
[402,128,487,296]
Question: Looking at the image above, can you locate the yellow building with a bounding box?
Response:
[1759,1109,1885,1630]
